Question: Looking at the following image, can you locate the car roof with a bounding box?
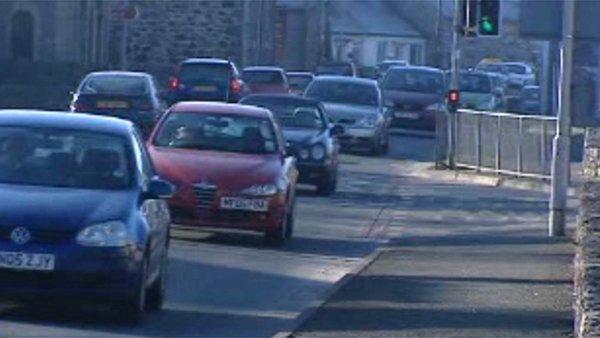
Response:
[169,102,272,118]
[241,94,321,105]
[388,65,442,74]
[312,75,377,86]
[181,58,231,65]
[243,66,285,73]
[86,71,150,78]
[0,110,134,136]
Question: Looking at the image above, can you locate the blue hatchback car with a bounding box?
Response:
[0,110,174,322]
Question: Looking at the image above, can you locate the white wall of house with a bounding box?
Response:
[332,34,426,67]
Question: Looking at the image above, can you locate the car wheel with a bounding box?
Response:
[316,173,337,196]
[116,255,148,323]
[146,248,167,312]
[265,207,289,246]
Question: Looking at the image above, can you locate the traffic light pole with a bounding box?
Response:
[448,0,462,169]
[549,0,576,237]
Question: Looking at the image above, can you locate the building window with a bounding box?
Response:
[377,41,387,63]
[10,11,34,60]
[410,44,423,65]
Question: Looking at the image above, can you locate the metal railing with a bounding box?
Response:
[450,109,557,179]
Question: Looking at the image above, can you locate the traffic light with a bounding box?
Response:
[478,0,500,36]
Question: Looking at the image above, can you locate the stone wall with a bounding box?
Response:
[109,0,246,84]
[576,128,600,337]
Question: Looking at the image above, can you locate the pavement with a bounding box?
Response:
[0,132,577,337]
[291,131,576,338]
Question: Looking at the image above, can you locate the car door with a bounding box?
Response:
[133,133,170,273]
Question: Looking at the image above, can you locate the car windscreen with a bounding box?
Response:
[242,70,285,85]
[459,74,492,93]
[80,75,149,95]
[154,112,278,154]
[504,64,527,74]
[0,127,132,189]
[382,69,444,94]
[288,75,313,90]
[179,63,230,86]
[305,80,378,107]
[241,98,325,129]
[477,64,504,73]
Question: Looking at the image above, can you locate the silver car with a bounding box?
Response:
[304,76,390,155]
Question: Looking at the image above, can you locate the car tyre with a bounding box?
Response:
[146,249,167,312]
[316,173,337,196]
[116,256,148,324]
[265,205,290,246]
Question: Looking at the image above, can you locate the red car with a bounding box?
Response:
[148,102,298,244]
[242,66,290,94]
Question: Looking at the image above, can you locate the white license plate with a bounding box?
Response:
[220,197,268,212]
[193,85,217,93]
[395,112,419,119]
[97,100,128,109]
[0,251,55,271]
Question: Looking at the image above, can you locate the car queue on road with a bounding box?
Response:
[0,56,538,323]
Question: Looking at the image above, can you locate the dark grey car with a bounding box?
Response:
[304,76,390,155]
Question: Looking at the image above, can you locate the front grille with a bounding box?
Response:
[192,184,217,213]
[0,227,75,244]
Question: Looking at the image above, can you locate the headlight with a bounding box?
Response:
[242,184,278,196]
[76,221,129,247]
[355,116,378,128]
[311,144,326,160]
[299,148,310,160]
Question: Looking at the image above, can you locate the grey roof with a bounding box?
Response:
[313,75,378,86]
[330,0,422,38]
[243,66,285,72]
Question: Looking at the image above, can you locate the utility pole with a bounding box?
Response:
[549,0,576,237]
[448,0,462,168]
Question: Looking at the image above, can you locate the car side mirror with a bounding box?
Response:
[330,124,344,136]
[146,177,175,199]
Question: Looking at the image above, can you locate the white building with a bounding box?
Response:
[329,0,426,67]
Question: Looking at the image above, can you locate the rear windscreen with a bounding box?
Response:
[242,71,285,85]
[81,75,149,95]
[179,63,230,86]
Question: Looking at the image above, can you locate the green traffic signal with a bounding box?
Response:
[480,17,494,33]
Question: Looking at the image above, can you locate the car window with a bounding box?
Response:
[382,69,444,94]
[241,98,326,129]
[0,127,132,189]
[179,63,230,86]
[305,81,379,107]
[288,76,313,90]
[154,112,278,154]
[459,74,492,93]
[504,64,527,74]
[242,70,285,85]
[80,75,149,95]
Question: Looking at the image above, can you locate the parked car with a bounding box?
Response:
[0,110,174,322]
[148,102,298,245]
[242,66,289,94]
[501,62,536,86]
[287,72,315,95]
[458,71,503,111]
[304,76,389,155]
[376,59,408,79]
[240,94,343,195]
[519,85,541,114]
[70,71,166,138]
[167,58,249,104]
[315,62,357,77]
[380,66,445,130]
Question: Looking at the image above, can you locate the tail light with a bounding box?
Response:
[448,89,460,104]
[169,77,180,90]
[230,79,242,94]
